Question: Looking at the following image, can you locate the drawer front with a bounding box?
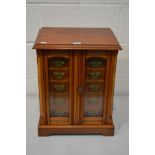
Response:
[49,82,69,93]
[86,57,106,68]
[49,70,69,81]
[85,82,104,93]
[84,95,103,117]
[48,57,69,68]
[49,95,69,117]
[86,70,105,80]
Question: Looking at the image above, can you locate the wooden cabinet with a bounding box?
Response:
[33,27,122,136]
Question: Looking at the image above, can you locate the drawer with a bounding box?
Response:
[84,111,102,117]
[48,70,69,81]
[49,95,69,106]
[49,95,69,117]
[49,82,69,93]
[85,96,103,105]
[86,57,106,68]
[84,95,103,117]
[85,82,104,93]
[86,70,105,80]
[48,57,69,68]
[50,111,69,117]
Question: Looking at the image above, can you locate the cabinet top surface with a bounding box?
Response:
[33,27,122,50]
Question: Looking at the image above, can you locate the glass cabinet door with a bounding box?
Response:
[45,52,73,125]
[81,52,108,125]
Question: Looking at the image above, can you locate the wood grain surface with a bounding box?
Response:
[33,27,122,50]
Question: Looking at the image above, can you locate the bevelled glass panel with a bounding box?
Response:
[84,96,103,117]
[48,57,70,117]
[84,57,106,118]
[49,95,69,117]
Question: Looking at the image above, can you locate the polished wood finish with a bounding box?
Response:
[33,27,122,50]
[33,27,121,136]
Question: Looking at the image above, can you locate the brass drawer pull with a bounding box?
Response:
[52,60,65,67]
[89,72,101,79]
[88,59,103,67]
[53,72,65,80]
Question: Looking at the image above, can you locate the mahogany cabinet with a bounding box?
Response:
[33,27,122,136]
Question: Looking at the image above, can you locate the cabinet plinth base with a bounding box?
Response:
[38,118,114,136]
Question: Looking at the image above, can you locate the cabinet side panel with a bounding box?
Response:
[103,53,110,124]
[106,51,118,124]
[37,50,47,125]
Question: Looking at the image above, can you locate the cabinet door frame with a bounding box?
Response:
[79,51,110,125]
[44,50,74,125]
